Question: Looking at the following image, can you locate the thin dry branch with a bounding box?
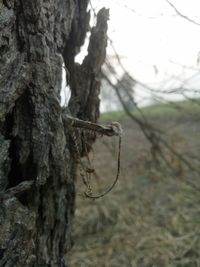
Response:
[102,72,200,179]
[166,0,200,26]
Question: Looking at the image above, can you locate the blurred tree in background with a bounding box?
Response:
[68,1,200,267]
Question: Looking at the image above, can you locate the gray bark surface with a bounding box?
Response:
[0,1,108,266]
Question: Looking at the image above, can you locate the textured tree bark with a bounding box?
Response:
[0,1,108,266]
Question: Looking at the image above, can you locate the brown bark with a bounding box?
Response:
[0,1,108,266]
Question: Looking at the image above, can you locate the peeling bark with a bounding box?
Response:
[0,1,108,266]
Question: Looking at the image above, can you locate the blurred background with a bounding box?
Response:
[66,1,200,266]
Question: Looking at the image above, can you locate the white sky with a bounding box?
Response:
[90,0,200,108]
[92,0,200,80]
[62,0,200,109]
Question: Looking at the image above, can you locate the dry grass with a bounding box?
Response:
[68,111,200,267]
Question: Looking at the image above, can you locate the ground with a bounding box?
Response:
[68,100,200,267]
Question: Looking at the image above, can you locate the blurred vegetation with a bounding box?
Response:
[68,100,200,267]
[100,99,200,122]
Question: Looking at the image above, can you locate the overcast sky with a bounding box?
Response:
[91,0,200,82]
[62,1,200,109]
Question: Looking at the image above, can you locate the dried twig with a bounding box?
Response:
[84,134,122,199]
[166,0,200,26]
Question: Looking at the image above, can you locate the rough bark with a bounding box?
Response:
[63,7,109,153]
[0,1,108,266]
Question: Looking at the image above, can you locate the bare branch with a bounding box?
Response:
[166,0,200,26]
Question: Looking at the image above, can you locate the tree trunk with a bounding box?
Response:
[0,1,108,266]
